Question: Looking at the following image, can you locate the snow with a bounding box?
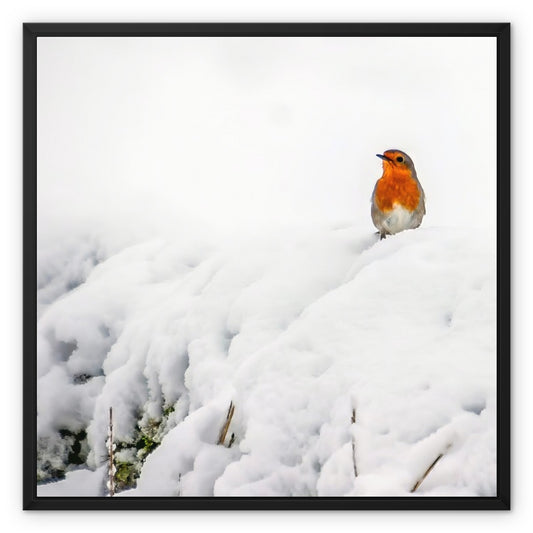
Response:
[37,466,107,497]
[36,224,496,497]
[34,34,497,500]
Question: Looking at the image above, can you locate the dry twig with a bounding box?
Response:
[351,408,358,478]
[410,444,452,493]
[217,402,235,445]
[107,407,115,497]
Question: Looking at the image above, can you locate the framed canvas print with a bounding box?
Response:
[23,23,510,510]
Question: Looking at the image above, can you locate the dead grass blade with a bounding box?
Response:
[410,444,452,493]
[217,401,235,445]
[351,408,358,478]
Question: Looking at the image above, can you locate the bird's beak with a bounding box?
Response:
[376,154,392,162]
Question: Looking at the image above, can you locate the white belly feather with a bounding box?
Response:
[382,204,416,235]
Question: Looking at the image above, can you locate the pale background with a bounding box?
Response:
[1,0,528,531]
[37,36,495,242]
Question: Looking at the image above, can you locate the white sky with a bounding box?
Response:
[37,36,496,241]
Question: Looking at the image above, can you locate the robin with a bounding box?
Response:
[371,149,425,239]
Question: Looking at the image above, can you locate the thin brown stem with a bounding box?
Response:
[217,402,235,445]
[108,407,115,497]
[351,408,358,478]
[410,444,451,493]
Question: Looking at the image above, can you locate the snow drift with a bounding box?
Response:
[36,225,496,497]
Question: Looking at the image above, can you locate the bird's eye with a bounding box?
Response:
[396,156,404,163]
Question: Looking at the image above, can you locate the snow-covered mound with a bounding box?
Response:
[36,225,496,497]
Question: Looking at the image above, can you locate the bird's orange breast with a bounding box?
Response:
[374,167,421,213]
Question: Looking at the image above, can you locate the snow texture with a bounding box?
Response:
[36,225,496,497]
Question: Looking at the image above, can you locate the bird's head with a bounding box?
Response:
[376,150,416,178]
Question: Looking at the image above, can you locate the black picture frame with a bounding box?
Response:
[23,22,511,511]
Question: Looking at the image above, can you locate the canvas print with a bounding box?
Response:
[33,33,500,501]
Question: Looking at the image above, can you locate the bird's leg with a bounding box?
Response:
[380,232,387,240]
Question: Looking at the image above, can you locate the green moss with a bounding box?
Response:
[114,461,139,491]
[110,405,178,493]
[163,404,175,417]
[112,419,163,491]
[135,433,157,454]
